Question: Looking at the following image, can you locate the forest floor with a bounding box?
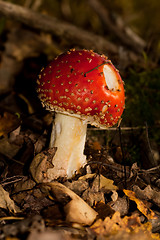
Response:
[0,96,159,240]
[0,1,160,239]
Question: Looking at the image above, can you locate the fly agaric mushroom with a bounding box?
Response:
[35,49,125,180]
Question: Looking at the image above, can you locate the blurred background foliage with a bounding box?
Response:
[4,0,160,47]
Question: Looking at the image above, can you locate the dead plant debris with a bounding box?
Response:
[0,111,159,239]
[0,1,160,239]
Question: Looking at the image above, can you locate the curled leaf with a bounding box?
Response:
[40,181,98,225]
[0,184,20,213]
[123,189,156,220]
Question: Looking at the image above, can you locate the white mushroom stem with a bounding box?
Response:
[47,113,87,179]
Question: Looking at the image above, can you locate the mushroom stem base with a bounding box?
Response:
[47,113,87,179]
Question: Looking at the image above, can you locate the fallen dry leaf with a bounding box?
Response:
[133,185,160,208]
[90,211,160,240]
[91,211,128,235]
[30,148,56,183]
[64,179,89,196]
[91,141,102,151]
[40,181,98,225]
[109,196,129,216]
[0,184,20,213]
[99,174,118,191]
[78,174,117,206]
[79,173,118,191]
[111,190,119,202]
[0,137,21,159]
[78,173,95,181]
[0,112,21,137]
[123,189,156,219]
[82,188,105,207]
[94,201,115,219]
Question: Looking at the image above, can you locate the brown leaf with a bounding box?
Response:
[40,181,98,225]
[0,184,20,213]
[78,173,95,181]
[79,173,118,191]
[90,211,160,239]
[99,174,118,191]
[30,148,56,183]
[109,196,129,216]
[123,189,156,219]
[94,201,115,219]
[133,185,160,208]
[92,141,101,151]
[0,137,22,159]
[0,112,21,137]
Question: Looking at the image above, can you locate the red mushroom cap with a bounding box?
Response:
[37,49,125,128]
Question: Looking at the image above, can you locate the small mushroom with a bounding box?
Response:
[33,49,125,180]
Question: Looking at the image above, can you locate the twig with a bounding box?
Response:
[24,0,32,8]
[31,0,42,11]
[88,126,147,131]
[140,165,160,173]
[87,161,129,174]
[24,0,42,11]
[0,0,141,62]
[144,122,156,164]
[1,175,24,186]
[118,125,127,188]
[116,16,146,48]
[0,0,117,55]
[0,216,24,221]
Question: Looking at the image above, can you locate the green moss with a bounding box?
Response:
[124,68,160,126]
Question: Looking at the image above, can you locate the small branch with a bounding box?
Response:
[144,122,155,164]
[31,0,42,11]
[118,125,127,188]
[24,0,42,11]
[140,165,160,173]
[0,0,142,63]
[1,175,24,186]
[24,0,33,8]
[0,0,117,55]
[88,126,147,131]
[87,161,130,174]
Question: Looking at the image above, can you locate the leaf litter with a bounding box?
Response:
[0,2,159,238]
[0,112,160,239]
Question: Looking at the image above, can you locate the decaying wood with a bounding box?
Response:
[0,0,141,63]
